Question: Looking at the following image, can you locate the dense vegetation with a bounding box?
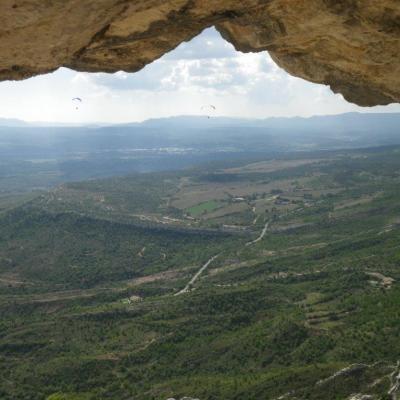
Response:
[1,146,400,399]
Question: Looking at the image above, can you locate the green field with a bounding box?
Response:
[186,200,221,217]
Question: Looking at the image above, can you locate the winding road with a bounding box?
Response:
[175,254,219,296]
[245,220,270,246]
[175,219,270,295]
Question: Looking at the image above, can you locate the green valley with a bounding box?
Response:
[1,146,400,399]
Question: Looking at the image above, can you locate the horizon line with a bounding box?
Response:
[1,110,400,127]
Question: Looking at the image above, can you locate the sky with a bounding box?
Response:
[0,27,399,124]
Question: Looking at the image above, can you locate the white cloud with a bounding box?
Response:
[0,27,398,123]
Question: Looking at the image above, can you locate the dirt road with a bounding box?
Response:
[175,254,219,296]
[246,221,270,246]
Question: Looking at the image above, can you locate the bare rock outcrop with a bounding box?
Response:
[0,0,399,106]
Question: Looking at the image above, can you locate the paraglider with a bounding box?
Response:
[201,104,216,119]
[72,97,82,110]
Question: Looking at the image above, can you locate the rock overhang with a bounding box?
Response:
[1,0,399,106]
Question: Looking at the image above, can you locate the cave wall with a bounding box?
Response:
[1,0,399,106]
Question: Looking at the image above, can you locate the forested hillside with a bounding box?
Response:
[1,146,400,399]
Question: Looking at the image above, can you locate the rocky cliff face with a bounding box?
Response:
[1,0,399,106]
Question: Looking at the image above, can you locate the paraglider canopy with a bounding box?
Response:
[72,97,82,110]
[201,104,216,119]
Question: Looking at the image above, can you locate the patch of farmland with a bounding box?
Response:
[223,158,325,174]
[203,202,250,220]
[172,180,302,210]
[186,200,221,217]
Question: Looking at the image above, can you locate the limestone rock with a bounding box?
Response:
[0,0,399,106]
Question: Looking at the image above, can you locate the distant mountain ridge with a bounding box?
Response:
[1,112,399,131]
[0,118,30,127]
